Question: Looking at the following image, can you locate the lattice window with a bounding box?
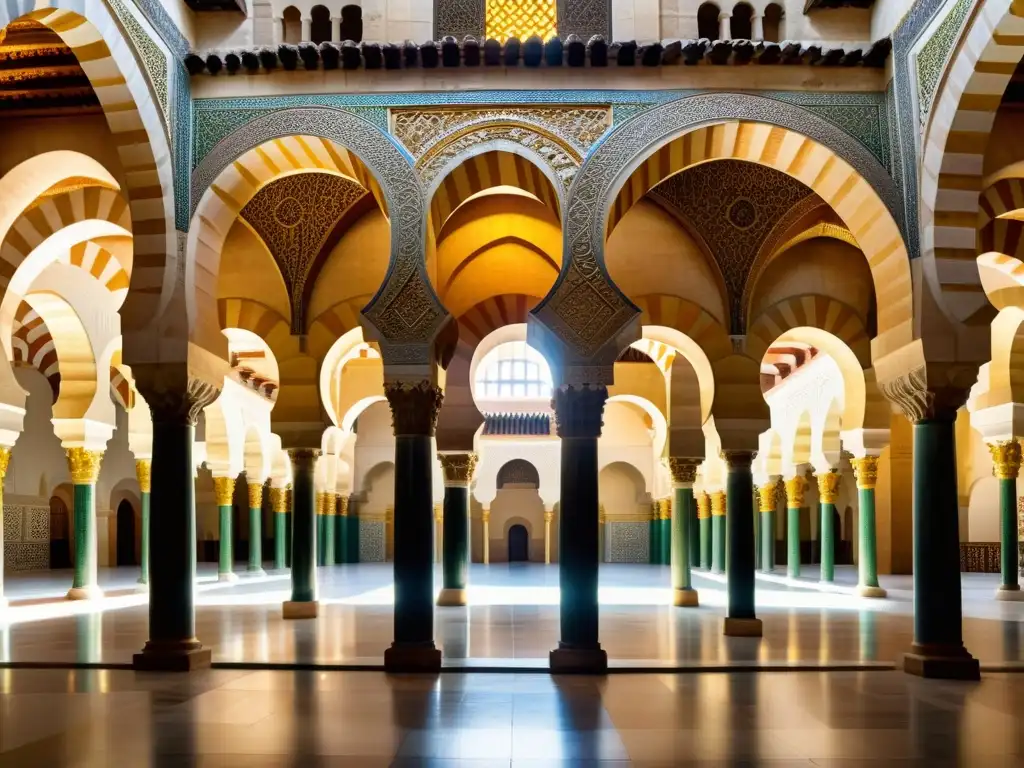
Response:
[485,0,557,42]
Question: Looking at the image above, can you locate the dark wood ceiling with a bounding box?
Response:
[183,0,247,12]
[0,19,101,118]
[803,0,874,10]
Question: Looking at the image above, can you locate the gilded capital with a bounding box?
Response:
[0,446,11,481]
[213,476,235,506]
[135,459,151,494]
[481,508,490,524]
[990,440,1022,480]
[434,502,442,522]
[599,504,606,524]
[784,476,805,508]
[667,457,699,486]
[323,491,336,516]
[817,470,841,504]
[66,448,103,485]
[269,486,287,514]
[697,492,711,520]
[315,491,326,514]
[758,481,777,512]
[248,482,264,509]
[338,495,350,517]
[711,490,726,517]
[659,498,671,520]
[439,452,478,486]
[544,510,554,524]
[385,380,444,437]
[851,456,878,490]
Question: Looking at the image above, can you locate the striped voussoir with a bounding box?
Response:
[745,294,871,366]
[11,301,60,401]
[307,294,374,361]
[24,7,167,304]
[108,365,133,410]
[631,294,732,363]
[922,0,1024,323]
[429,150,561,234]
[606,121,911,349]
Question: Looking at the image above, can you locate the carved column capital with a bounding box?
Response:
[339,496,350,516]
[385,380,444,437]
[659,498,671,520]
[758,481,777,512]
[135,459,151,493]
[288,447,321,473]
[710,490,726,517]
[133,366,220,427]
[213,476,235,506]
[851,456,878,489]
[269,486,287,514]
[879,365,973,424]
[722,450,755,470]
[817,469,841,504]
[323,491,336,515]
[248,482,264,508]
[990,440,1022,480]
[697,492,711,519]
[544,510,554,524]
[552,384,608,439]
[0,446,11,481]
[667,457,699,487]
[481,507,491,524]
[439,452,478,486]
[66,448,103,485]
[784,476,805,507]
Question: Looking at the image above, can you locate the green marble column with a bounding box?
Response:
[286,487,293,568]
[784,475,804,580]
[990,441,1023,600]
[316,492,325,566]
[668,458,699,607]
[851,457,885,598]
[689,487,701,570]
[758,481,777,573]
[659,499,671,565]
[133,381,217,671]
[284,449,318,619]
[322,492,336,566]
[724,451,760,636]
[66,448,104,600]
[270,485,288,571]
[213,476,237,583]
[649,502,660,564]
[384,381,443,672]
[336,495,349,564]
[904,413,979,679]
[437,453,476,606]
[247,482,266,575]
[550,383,608,674]
[818,469,840,584]
[135,459,151,588]
[711,490,726,574]
[698,492,712,569]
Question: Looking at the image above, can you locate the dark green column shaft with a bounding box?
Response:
[785,477,803,579]
[668,457,699,606]
[699,492,711,569]
[136,459,151,586]
[289,450,318,604]
[214,476,235,580]
[392,435,436,644]
[906,416,977,678]
[323,493,336,566]
[711,491,726,574]
[818,470,839,583]
[990,441,1022,594]
[660,501,671,565]
[438,452,476,602]
[336,496,349,565]
[66,448,102,597]
[248,483,264,574]
[271,486,288,570]
[725,452,757,622]
[316,495,325,566]
[758,480,776,573]
[649,506,660,564]
[689,491,700,569]
[852,457,884,596]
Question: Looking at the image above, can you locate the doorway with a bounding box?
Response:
[116,500,137,566]
[508,524,529,562]
[49,496,71,569]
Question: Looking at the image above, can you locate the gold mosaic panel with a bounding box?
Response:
[485,0,557,43]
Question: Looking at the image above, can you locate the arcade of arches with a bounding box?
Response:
[2,0,1024,682]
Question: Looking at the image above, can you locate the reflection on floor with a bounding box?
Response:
[0,668,1022,767]
[1,564,1023,669]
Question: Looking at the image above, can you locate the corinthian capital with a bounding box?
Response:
[385,380,444,437]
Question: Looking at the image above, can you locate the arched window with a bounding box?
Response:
[697,3,721,40]
[763,2,784,42]
[282,6,301,44]
[485,0,557,43]
[475,340,553,399]
[310,5,331,43]
[339,4,363,42]
[730,2,753,40]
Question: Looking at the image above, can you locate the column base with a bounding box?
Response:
[995,585,1024,601]
[723,617,763,637]
[549,645,608,674]
[673,588,699,607]
[66,585,103,601]
[133,640,212,672]
[436,587,467,606]
[903,644,980,680]
[857,585,888,598]
[134,582,149,594]
[245,568,267,578]
[218,572,239,583]
[384,643,442,673]
[283,600,318,619]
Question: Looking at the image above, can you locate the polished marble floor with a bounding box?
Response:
[0,667,1023,766]
[1,564,1022,670]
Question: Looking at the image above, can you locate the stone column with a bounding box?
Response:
[331,15,341,40]
[286,486,293,567]
[698,491,712,569]
[315,491,325,566]
[990,440,1023,600]
[133,377,218,671]
[851,457,885,598]
[817,469,840,583]
[284,449,318,619]
[270,485,288,571]
[718,11,731,40]
[784,475,805,579]
[135,459,151,589]
[437,452,477,606]
[300,16,311,40]
[213,476,237,582]
[711,490,726,574]
[689,484,700,570]
[66,448,104,600]
[751,13,764,40]
[322,491,336,566]
[550,383,608,674]
[482,506,491,564]
[648,500,660,564]
[724,451,761,637]
[544,507,554,564]
[247,481,266,576]
[758,480,777,573]
[668,458,699,607]
[0,447,9,605]
[384,381,443,672]
[336,494,349,565]
[659,498,671,565]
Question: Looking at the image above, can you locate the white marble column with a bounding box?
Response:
[718,11,731,40]
[301,16,311,42]
[752,14,763,40]
[331,16,341,41]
